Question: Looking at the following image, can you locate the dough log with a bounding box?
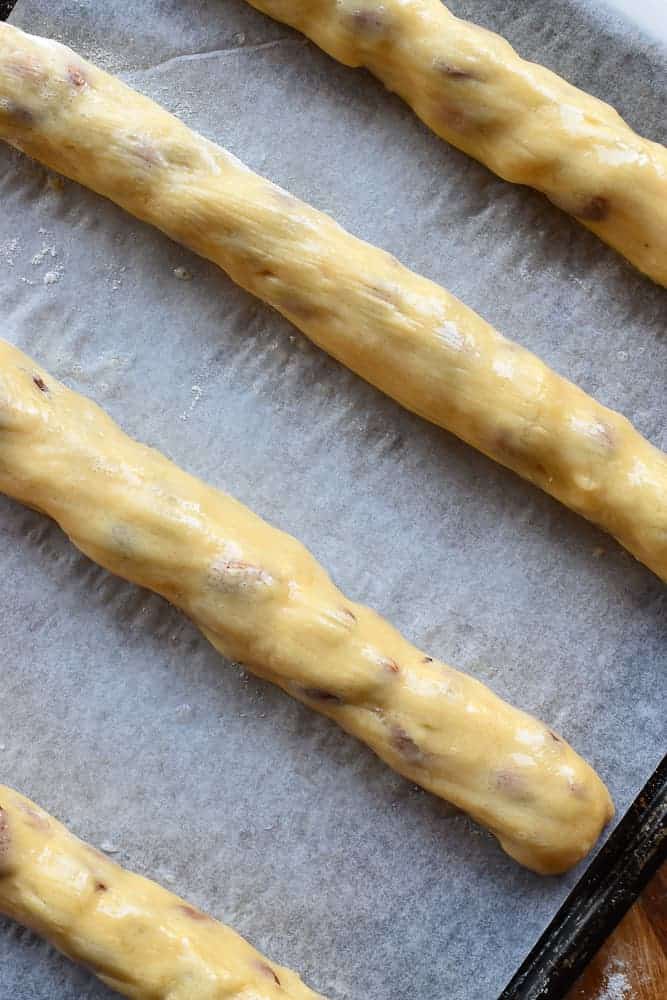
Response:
[0,340,612,873]
[1,25,665,580]
[0,785,325,999]
[246,0,667,286]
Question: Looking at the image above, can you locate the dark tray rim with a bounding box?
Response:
[1,2,665,997]
[501,753,667,998]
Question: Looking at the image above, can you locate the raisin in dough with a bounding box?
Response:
[0,24,666,580]
[246,0,667,286]
[0,341,613,874]
[0,785,325,999]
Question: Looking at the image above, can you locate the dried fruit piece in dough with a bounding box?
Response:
[0,24,665,579]
[0,341,613,873]
[246,0,667,285]
[0,785,326,999]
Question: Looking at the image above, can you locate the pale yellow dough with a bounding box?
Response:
[0,25,665,580]
[0,785,325,999]
[247,0,667,286]
[0,340,612,873]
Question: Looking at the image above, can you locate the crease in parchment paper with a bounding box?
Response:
[139,35,307,76]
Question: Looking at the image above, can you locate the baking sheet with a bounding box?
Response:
[0,1,665,997]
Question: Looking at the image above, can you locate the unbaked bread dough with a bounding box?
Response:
[0,340,613,873]
[0,785,325,999]
[246,0,667,286]
[1,25,664,581]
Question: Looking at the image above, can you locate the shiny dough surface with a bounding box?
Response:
[0,340,613,873]
[0,25,665,581]
[246,0,667,286]
[0,785,325,1000]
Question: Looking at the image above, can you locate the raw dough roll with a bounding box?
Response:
[0,785,325,999]
[1,25,665,581]
[0,340,613,873]
[246,0,667,286]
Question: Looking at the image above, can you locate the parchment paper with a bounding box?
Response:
[0,2,665,998]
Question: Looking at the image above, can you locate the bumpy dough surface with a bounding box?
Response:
[0,25,665,580]
[0,341,613,873]
[247,0,667,286]
[0,785,325,1000]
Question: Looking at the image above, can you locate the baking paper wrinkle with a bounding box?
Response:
[139,36,306,77]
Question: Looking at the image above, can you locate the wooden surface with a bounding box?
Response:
[566,864,666,999]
